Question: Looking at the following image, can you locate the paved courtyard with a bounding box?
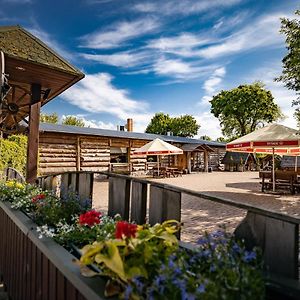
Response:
[93,171,300,243]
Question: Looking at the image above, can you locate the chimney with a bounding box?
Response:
[120,125,125,131]
[127,118,133,132]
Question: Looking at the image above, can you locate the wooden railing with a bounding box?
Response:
[1,170,300,298]
[2,167,25,183]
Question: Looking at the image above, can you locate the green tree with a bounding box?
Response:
[210,82,282,139]
[200,135,212,141]
[145,113,172,135]
[276,10,300,105]
[294,109,300,129]
[145,113,200,137]
[62,116,85,127]
[40,112,59,124]
[171,115,200,137]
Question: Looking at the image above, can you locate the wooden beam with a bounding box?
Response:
[76,137,81,171]
[26,84,41,184]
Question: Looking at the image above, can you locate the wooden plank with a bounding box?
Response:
[149,186,181,226]
[130,181,147,224]
[77,137,81,171]
[234,212,299,279]
[108,177,131,220]
[26,99,41,184]
[78,173,93,201]
[48,264,57,300]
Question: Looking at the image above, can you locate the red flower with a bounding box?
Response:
[79,210,101,227]
[115,221,137,239]
[32,194,46,203]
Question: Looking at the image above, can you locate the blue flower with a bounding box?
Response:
[232,243,241,254]
[132,276,144,293]
[124,284,132,300]
[209,264,216,272]
[243,251,256,263]
[197,283,206,294]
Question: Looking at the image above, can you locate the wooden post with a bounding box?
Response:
[187,152,191,173]
[26,84,41,184]
[204,150,209,172]
[130,181,147,224]
[76,137,81,171]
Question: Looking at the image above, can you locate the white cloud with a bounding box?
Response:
[153,57,216,80]
[62,114,116,130]
[195,112,222,139]
[133,0,241,16]
[199,13,287,59]
[60,72,149,121]
[200,67,226,104]
[147,33,211,57]
[80,18,159,49]
[80,50,151,68]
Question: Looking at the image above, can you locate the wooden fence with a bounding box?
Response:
[1,170,300,298]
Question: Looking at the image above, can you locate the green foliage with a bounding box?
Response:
[146,112,200,137]
[40,112,59,124]
[80,221,180,287]
[145,113,172,135]
[200,135,212,141]
[171,115,200,137]
[0,135,27,174]
[62,115,85,127]
[129,231,264,299]
[294,108,300,129]
[276,10,300,105]
[210,82,282,139]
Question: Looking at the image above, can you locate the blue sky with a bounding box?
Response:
[0,0,299,138]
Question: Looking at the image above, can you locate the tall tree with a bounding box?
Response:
[40,112,58,124]
[294,109,300,129]
[171,115,200,137]
[276,10,300,105]
[145,113,200,137]
[62,116,85,127]
[145,113,172,135]
[210,82,282,139]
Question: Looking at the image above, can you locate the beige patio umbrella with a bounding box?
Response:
[133,138,183,176]
[226,124,300,192]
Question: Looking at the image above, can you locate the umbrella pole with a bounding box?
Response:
[272,148,275,192]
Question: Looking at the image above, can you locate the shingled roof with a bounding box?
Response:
[221,152,256,165]
[0,25,83,76]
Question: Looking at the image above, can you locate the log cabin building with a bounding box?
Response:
[38,119,225,176]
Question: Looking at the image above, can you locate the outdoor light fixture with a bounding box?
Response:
[42,88,51,100]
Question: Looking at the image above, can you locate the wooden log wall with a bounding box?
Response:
[80,137,110,172]
[39,132,226,175]
[39,133,77,175]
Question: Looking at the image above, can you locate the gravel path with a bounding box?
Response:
[93,171,300,243]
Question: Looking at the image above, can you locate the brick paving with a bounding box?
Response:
[93,171,300,243]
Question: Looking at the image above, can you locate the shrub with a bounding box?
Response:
[0,135,27,174]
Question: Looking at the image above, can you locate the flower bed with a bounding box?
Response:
[0,180,265,299]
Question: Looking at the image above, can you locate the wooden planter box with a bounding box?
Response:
[0,202,110,300]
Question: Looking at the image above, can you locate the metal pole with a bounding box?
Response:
[272,148,275,192]
[295,156,298,172]
[157,155,159,177]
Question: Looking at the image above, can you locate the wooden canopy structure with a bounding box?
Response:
[0,25,84,182]
[221,151,256,171]
[181,143,214,172]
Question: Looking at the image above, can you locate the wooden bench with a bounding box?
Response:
[261,171,298,194]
